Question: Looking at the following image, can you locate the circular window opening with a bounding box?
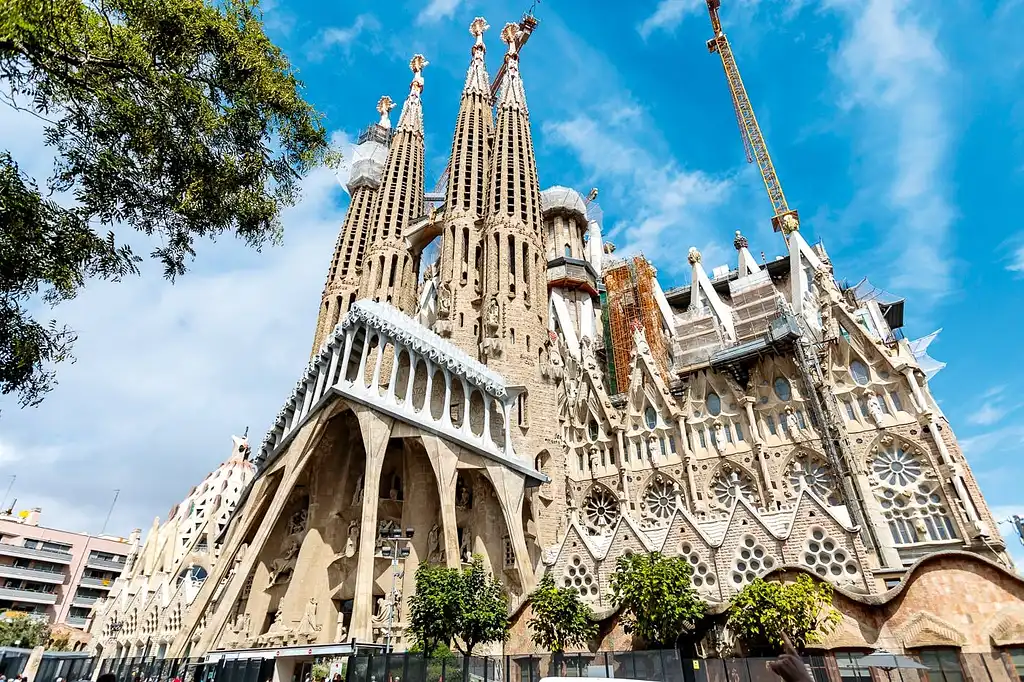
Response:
[851,360,870,386]
[644,407,657,429]
[706,393,722,416]
[773,377,792,401]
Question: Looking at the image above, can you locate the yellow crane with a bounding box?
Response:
[705,0,799,236]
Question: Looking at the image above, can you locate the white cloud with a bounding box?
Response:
[307,14,380,60]
[823,0,955,303]
[416,0,463,26]
[960,422,1024,460]
[966,386,1020,426]
[637,0,703,38]
[0,101,352,537]
[1007,241,1024,273]
[543,112,733,271]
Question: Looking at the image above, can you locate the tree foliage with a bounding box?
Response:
[528,572,597,654]
[0,612,51,647]
[609,551,707,648]
[407,556,510,657]
[0,0,336,407]
[726,575,841,655]
[457,556,510,656]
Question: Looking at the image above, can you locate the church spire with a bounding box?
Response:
[434,19,496,346]
[358,55,428,312]
[309,98,392,355]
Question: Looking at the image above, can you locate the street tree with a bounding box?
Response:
[455,556,510,656]
[528,572,597,654]
[727,575,841,655]
[0,0,337,408]
[0,612,50,647]
[609,551,708,648]
[408,562,464,655]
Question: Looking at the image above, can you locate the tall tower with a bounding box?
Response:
[480,23,558,473]
[310,98,394,355]
[434,18,494,350]
[358,55,428,312]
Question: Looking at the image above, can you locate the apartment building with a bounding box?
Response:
[0,508,139,628]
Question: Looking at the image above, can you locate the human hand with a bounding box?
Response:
[768,633,813,682]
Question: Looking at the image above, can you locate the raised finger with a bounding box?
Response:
[781,632,798,656]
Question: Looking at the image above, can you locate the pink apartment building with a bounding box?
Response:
[0,508,139,628]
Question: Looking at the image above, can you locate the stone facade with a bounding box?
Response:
[163,14,1022,661]
[87,436,255,658]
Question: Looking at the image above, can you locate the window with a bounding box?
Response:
[766,414,777,435]
[851,360,870,385]
[698,429,707,448]
[844,400,856,420]
[890,391,903,411]
[774,377,792,401]
[644,406,658,429]
[1006,648,1024,681]
[797,411,807,429]
[577,453,584,472]
[659,438,667,457]
[918,649,964,682]
[669,436,677,453]
[858,397,870,418]
[706,393,722,416]
[588,421,599,441]
[735,424,744,441]
[564,244,571,257]
[834,651,872,682]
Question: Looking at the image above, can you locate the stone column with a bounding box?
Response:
[676,418,698,509]
[421,437,461,569]
[349,407,394,642]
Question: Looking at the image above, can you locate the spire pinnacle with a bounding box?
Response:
[501,22,520,57]
[376,95,395,129]
[733,230,748,250]
[470,17,489,51]
[409,54,428,97]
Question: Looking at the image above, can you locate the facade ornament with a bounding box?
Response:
[409,54,428,95]
[648,436,659,461]
[427,522,444,563]
[784,406,800,436]
[298,597,323,635]
[712,421,725,449]
[335,617,349,643]
[469,17,489,48]
[437,281,452,319]
[344,518,360,558]
[352,474,364,507]
[485,296,501,330]
[548,343,564,381]
[687,247,702,265]
[376,96,396,129]
[733,230,748,250]
[459,525,473,563]
[780,212,800,234]
[867,391,885,427]
[500,22,520,55]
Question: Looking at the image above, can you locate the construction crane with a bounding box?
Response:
[431,11,539,197]
[705,0,798,236]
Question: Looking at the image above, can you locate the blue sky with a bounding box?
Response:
[2,0,1024,563]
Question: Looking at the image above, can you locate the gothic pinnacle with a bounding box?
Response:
[376,95,395,129]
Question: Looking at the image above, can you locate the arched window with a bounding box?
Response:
[564,244,572,258]
[706,393,722,416]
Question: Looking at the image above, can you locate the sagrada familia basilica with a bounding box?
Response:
[89,12,1024,666]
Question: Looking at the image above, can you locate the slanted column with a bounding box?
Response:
[442,372,453,427]
[482,398,491,445]
[350,410,394,642]
[300,380,314,417]
[327,343,342,389]
[502,398,513,456]
[371,333,386,387]
[423,360,435,415]
[313,362,328,401]
[340,329,356,383]
[677,418,698,510]
[357,331,371,385]
[386,345,403,401]
[404,356,418,408]
[461,381,471,433]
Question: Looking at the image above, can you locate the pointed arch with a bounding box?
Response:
[782,447,841,506]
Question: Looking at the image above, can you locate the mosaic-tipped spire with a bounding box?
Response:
[396,54,428,133]
[496,22,528,113]
[463,17,491,96]
[376,95,396,129]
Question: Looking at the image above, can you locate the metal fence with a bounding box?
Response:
[96,657,209,682]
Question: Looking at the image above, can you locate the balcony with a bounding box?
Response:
[65,615,88,628]
[0,564,65,585]
[0,543,73,565]
[70,595,98,608]
[85,556,126,572]
[547,256,599,296]
[0,585,58,605]
[78,576,114,589]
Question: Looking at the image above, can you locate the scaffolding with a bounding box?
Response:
[602,256,671,394]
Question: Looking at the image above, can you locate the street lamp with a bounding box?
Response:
[378,527,414,654]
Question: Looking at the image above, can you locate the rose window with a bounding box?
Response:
[872,446,922,487]
[583,486,620,535]
[643,475,680,524]
[878,482,957,545]
[802,526,859,582]
[711,468,756,507]
[788,455,839,505]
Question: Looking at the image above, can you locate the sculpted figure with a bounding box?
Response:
[344,518,359,558]
[437,281,452,318]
